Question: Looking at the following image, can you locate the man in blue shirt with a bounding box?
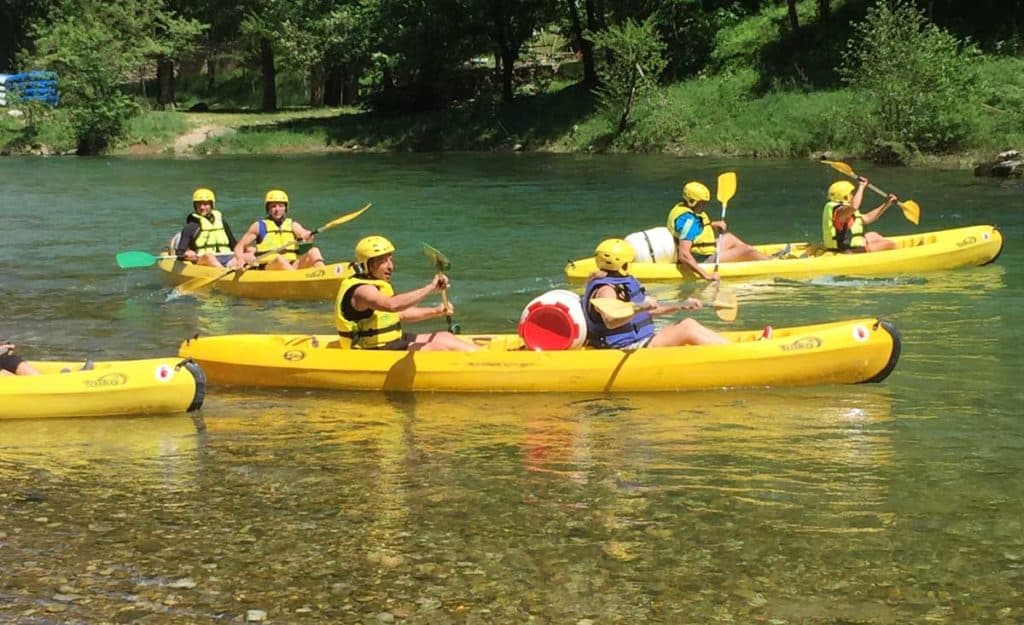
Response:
[667,181,777,281]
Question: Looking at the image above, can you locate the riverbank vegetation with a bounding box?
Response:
[2,0,1022,166]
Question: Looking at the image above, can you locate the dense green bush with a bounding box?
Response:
[590,17,667,135]
[839,0,984,155]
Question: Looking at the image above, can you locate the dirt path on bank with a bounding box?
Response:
[173,124,231,155]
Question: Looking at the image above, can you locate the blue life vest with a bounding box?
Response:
[583,275,654,348]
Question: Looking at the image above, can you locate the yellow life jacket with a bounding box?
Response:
[335,276,404,349]
[666,203,716,256]
[256,217,297,262]
[189,209,232,254]
[822,201,865,250]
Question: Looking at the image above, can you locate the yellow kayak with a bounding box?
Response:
[178,317,900,393]
[156,258,354,300]
[564,224,1002,282]
[1,358,206,419]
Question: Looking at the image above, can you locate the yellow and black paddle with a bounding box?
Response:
[173,203,371,296]
[823,160,921,225]
[590,289,738,322]
[422,242,460,334]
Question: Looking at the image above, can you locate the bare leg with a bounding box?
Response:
[717,233,772,262]
[197,253,225,268]
[17,361,41,375]
[226,251,258,269]
[296,246,325,268]
[864,232,898,252]
[265,255,295,270]
[410,332,479,352]
[648,318,730,347]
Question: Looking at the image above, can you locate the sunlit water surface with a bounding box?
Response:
[2,154,1023,623]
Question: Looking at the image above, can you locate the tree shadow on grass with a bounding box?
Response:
[221,81,599,152]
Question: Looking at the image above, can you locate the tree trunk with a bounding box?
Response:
[342,65,358,106]
[500,47,516,103]
[157,57,176,109]
[260,37,277,112]
[491,0,515,103]
[817,0,830,21]
[309,65,324,107]
[787,0,800,37]
[585,0,611,74]
[567,0,597,88]
[325,65,343,106]
[206,54,217,91]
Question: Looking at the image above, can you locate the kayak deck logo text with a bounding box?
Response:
[780,337,823,351]
[84,373,128,388]
[283,350,306,362]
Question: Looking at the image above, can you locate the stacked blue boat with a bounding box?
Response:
[0,71,59,107]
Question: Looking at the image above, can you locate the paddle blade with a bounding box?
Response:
[589,297,639,322]
[315,203,372,234]
[716,172,737,204]
[711,288,738,322]
[900,200,921,225]
[422,242,451,271]
[823,159,856,179]
[116,250,162,269]
[173,273,227,296]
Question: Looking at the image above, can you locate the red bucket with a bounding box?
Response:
[517,290,587,350]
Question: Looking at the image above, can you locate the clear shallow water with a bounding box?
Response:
[1,154,1023,623]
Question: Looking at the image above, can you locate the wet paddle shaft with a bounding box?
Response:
[422,243,459,334]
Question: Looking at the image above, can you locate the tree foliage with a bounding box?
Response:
[589,16,667,134]
[24,0,202,153]
[840,0,983,154]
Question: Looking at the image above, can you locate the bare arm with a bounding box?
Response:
[860,194,897,225]
[233,222,260,264]
[399,302,451,323]
[677,239,716,281]
[646,296,702,316]
[849,177,869,211]
[351,274,448,314]
[292,221,315,242]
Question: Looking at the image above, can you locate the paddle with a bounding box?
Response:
[823,160,921,225]
[710,172,740,307]
[422,242,460,334]
[590,290,738,323]
[713,172,737,275]
[116,250,178,269]
[173,203,371,296]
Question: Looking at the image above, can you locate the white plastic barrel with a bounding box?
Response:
[517,289,588,351]
[625,227,676,264]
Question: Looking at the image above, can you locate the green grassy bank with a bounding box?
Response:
[4,0,1023,167]
[5,56,1020,168]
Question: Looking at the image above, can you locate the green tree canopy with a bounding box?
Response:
[840,0,983,155]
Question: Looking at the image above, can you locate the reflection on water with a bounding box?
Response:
[4,389,957,624]
[2,154,1023,623]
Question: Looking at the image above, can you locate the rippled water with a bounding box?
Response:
[1,154,1023,623]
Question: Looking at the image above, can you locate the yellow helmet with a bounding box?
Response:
[828,181,856,203]
[192,188,215,205]
[355,235,396,264]
[264,189,289,205]
[594,238,635,273]
[682,181,711,206]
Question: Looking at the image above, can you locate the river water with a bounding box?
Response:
[1,154,1022,623]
